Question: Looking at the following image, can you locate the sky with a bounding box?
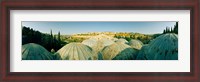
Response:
[22,22,176,35]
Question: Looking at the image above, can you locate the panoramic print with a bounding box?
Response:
[22,22,178,60]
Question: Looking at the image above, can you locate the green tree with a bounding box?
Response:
[125,37,131,41]
[174,22,178,34]
[58,31,61,42]
[50,30,54,49]
[22,26,67,52]
[163,22,178,34]
[163,29,166,34]
[170,27,173,33]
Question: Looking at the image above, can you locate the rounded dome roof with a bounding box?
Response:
[101,43,138,60]
[146,33,178,60]
[83,34,114,47]
[115,38,128,44]
[22,43,53,60]
[55,43,94,60]
[82,34,115,60]
[91,40,111,60]
[128,39,143,50]
[98,38,115,47]
[82,39,97,47]
[111,38,118,41]
[136,45,149,60]
[85,39,114,60]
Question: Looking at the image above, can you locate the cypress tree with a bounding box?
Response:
[174,22,178,34]
[58,31,61,42]
[163,29,166,34]
[171,27,173,33]
[58,31,61,49]
[162,22,178,34]
[166,27,169,33]
[50,29,53,49]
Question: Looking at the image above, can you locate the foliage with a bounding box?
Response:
[174,22,178,34]
[114,33,156,44]
[22,26,66,52]
[163,22,178,34]
[66,37,86,43]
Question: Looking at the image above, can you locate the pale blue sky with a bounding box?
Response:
[22,22,176,35]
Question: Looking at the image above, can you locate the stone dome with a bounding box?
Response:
[111,38,118,41]
[101,43,138,60]
[128,39,143,50]
[136,45,149,60]
[22,43,53,60]
[55,43,94,60]
[82,34,115,60]
[82,39,97,47]
[115,38,128,44]
[144,33,178,60]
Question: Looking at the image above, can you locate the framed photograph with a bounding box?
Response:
[1,0,199,81]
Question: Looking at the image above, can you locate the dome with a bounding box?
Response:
[98,38,115,47]
[55,43,94,60]
[52,53,62,60]
[136,45,149,60]
[145,33,178,60]
[92,38,114,59]
[115,38,128,44]
[82,35,115,60]
[128,39,143,50]
[91,40,114,60]
[82,39,97,47]
[111,38,118,41]
[101,43,138,60]
[22,43,53,60]
[83,34,114,48]
[82,38,114,52]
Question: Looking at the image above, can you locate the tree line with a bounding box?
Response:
[163,22,178,34]
[22,26,66,52]
[114,33,157,44]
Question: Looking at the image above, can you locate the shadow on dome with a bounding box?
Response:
[112,48,138,60]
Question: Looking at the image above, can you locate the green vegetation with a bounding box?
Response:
[22,26,66,52]
[163,22,178,34]
[114,33,156,44]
